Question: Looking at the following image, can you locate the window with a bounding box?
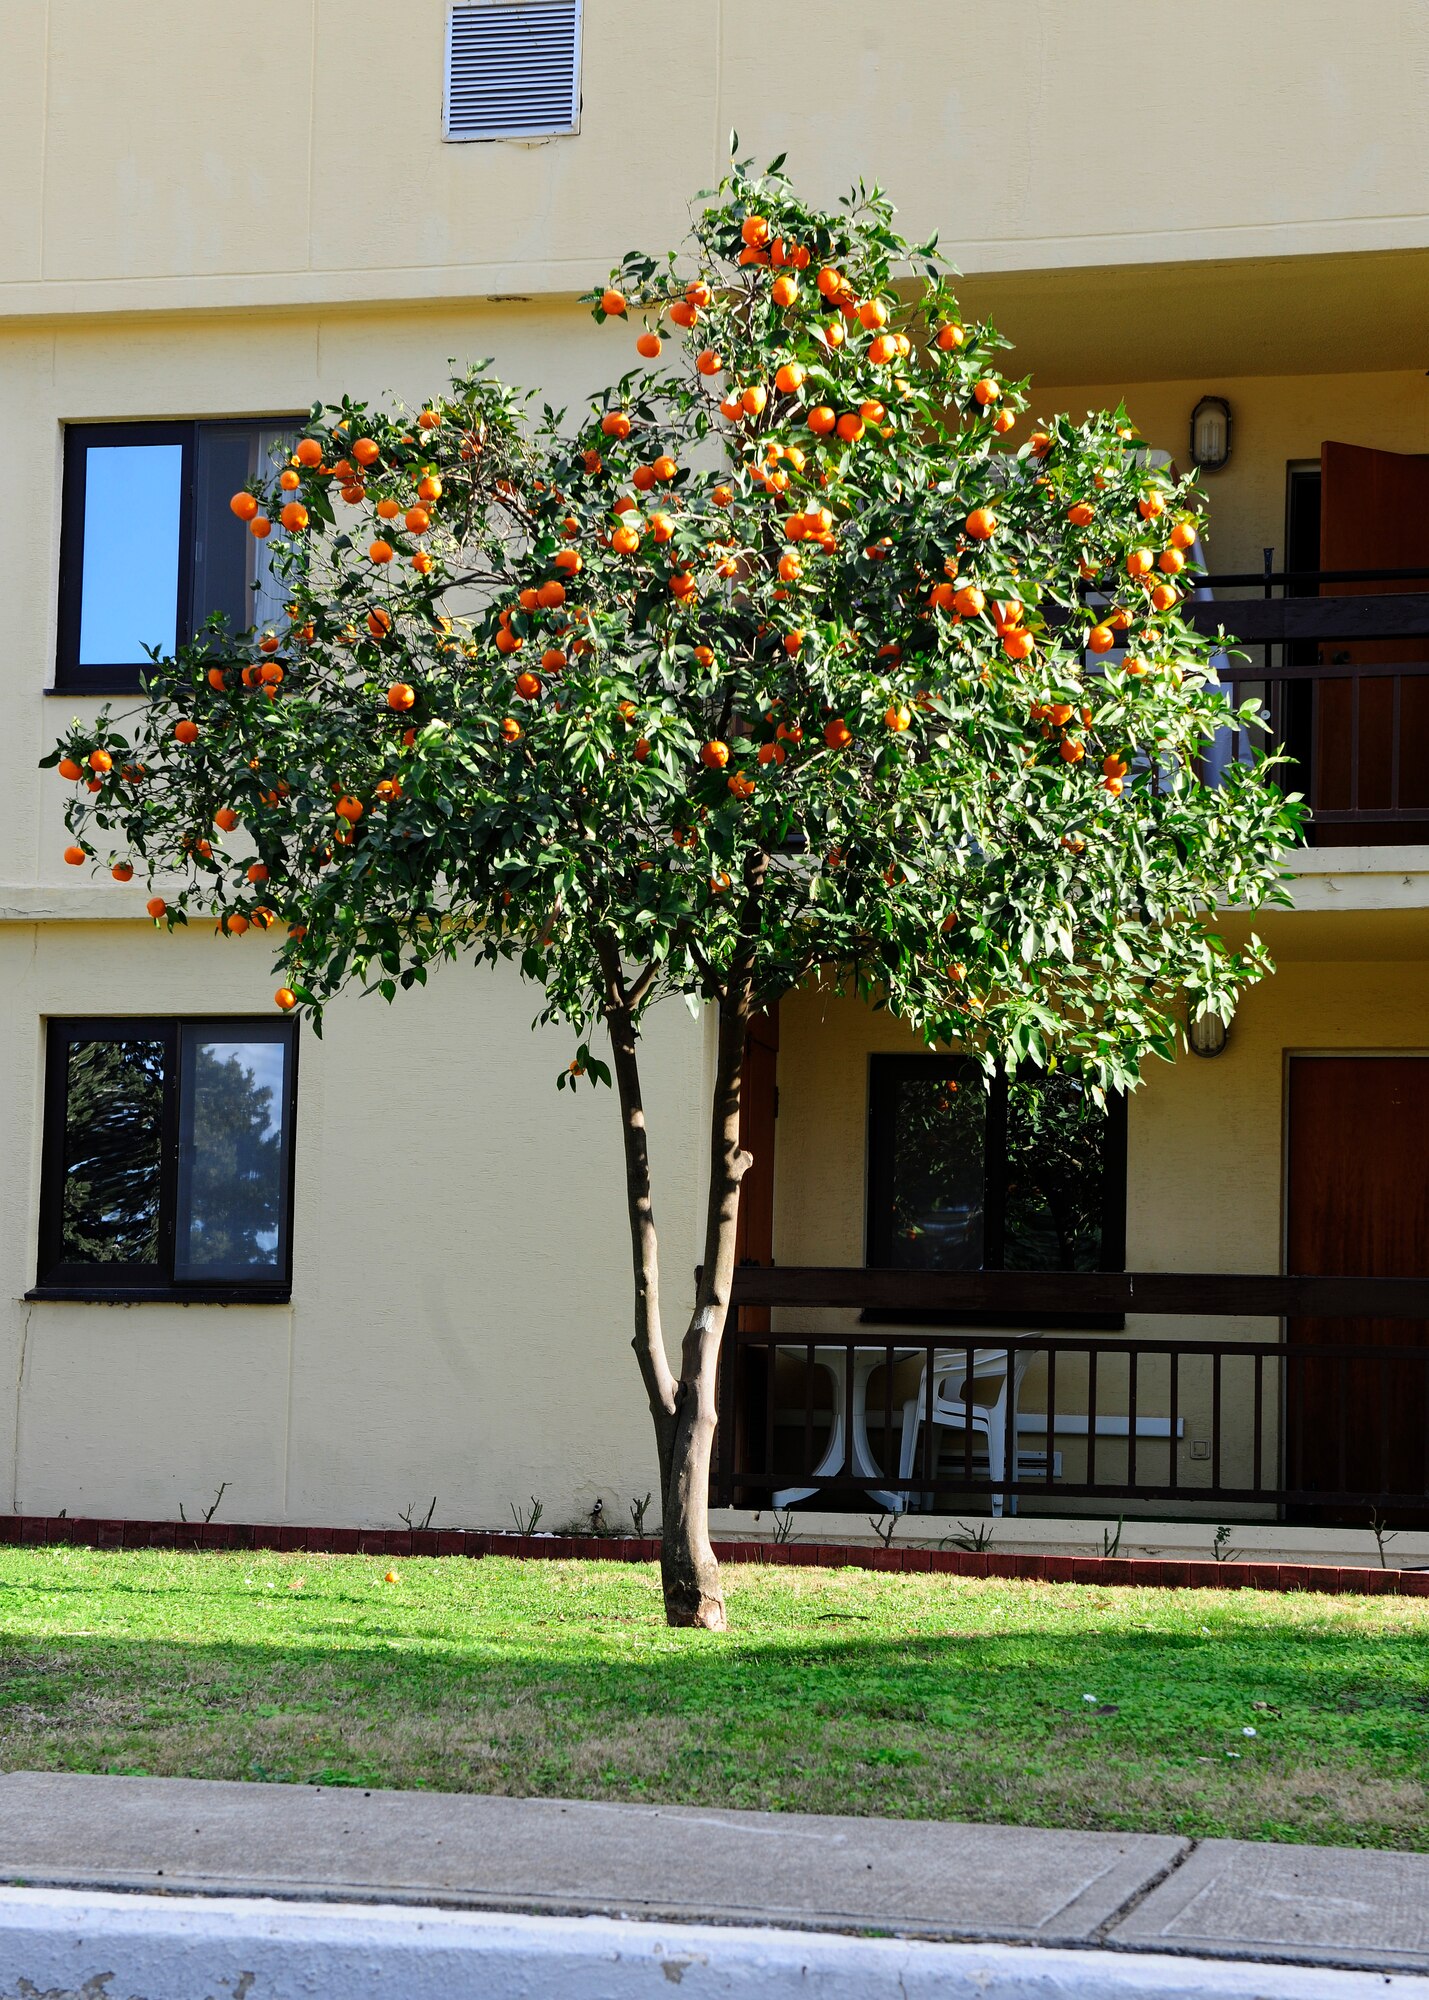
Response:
[35,1019,298,1299]
[444,1,582,141]
[865,1055,1126,1325]
[56,420,298,692]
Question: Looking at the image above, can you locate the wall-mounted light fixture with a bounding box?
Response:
[1189,395,1232,471]
[1188,1007,1229,1058]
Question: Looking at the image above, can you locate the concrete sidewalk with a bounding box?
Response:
[1,1772,1428,1975]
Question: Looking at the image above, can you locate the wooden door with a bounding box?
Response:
[1315,442,1429,844]
[1286,1057,1429,1522]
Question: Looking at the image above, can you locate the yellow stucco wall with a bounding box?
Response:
[2,0,1427,1524]
[4,0,1428,313]
[0,920,708,1526]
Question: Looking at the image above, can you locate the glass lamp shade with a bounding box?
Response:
[1188,1009,1229,1058]
[1189,395,1231,470]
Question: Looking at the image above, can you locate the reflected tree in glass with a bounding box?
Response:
[61,1038,166,1265]
[1003,1073,1108,1271]
[888,1072,986,1270]
[177,1039,288,1278]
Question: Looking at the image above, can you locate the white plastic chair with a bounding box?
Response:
[897,1346,1033,1516]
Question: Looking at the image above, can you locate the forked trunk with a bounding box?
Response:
[659,991,752,1629]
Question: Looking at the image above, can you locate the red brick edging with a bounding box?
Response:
[0,1513,1424,1597]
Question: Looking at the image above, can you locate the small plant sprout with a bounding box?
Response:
[867,1513,900,1549]
[629,1492,653,1537]
[399,1497,437,1532]
[179,1481,230,1526]
[770,1510,796,1545]
[1101,1517,1124,1559]
[1369,1508,1398,1570]
[1212,1525,1242,1564]
[943,1521,996,1553]
[509,1497,544,1537]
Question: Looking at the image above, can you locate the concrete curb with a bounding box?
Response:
[2,1515,1427,1596]
[2,1887,1427,2000]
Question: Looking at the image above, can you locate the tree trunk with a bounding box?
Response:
[596,937,679,1502]
[660,988,752,1629]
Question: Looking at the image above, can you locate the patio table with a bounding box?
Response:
[771,1342,917,1514]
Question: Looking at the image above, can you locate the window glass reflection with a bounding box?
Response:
[61,1038,166,1266]
[175,1034,290,1281]
[1003,1074,1109,1272]
[886,1073,986,1270]
[78,444,182,665]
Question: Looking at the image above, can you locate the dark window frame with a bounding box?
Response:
[33,1016,299,1303]
[864,1053,1127,1329]
[54,418,301,695]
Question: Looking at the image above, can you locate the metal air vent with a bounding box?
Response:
[444,1,582,142]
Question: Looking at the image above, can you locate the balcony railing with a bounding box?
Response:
[717,1268,1429,1523]
[1187,566,1429,837]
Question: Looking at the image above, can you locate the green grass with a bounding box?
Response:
[1,1548,1426,1848]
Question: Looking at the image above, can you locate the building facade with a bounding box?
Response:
[4,0,1428,1543]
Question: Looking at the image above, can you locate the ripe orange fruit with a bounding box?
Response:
[417,473,443,503]
[835,413,865,442]
[368,608,392,639]
[1150,583,1179,611]
[727,772,755,798]
[230,491,259,521]
[693,645,715,667]
[783,629,804,654]
[1059,737,1085,763]
[387,682,416,710]
[247,862,269,884]
[885,704,911,731]
[554,548,582,577]
[537,579,566,608]
[110,861,134,881]
[858,299,888,330]
[700,739,730,770]
[336,795,364,823]
[404,506,431,535]
[636,332,662,359]
[1067,501,1095,528]
[88,749,113,775]
[215,806,239,831]
[993,409,1016,435]
[495,628,522,654]
[611,525,640,555]
[823,717,853,749]
[669,573,697,600]
[868,334,898,366]
[340,484,365,505]
[934,322,964,351]
[353,439,381,467]
[973,378,1001,405]
[601,410,632,438]
[57,756,83,781]
[221,913,250,936]
[601,287,626,316]
[175,719,199,744]
[412,550,434,576]
[741,215,770,246]
[250,516,272,539]
[274,987,297,1011]
[695,350,722,376]
[823,320,845,348]
[1158,547,1185,575]
[146,897,167,919]
[806,406,837,436]
[1126,548,1153,577]
[647,511,675,544]
[741,385,767,416]
[1138,492,1166,520]
[294,437,324,467]
[515,671,541,700]
[1088,623,1115,653]
[669,300,697,328]
[376,498,400,520]
[369,540,394,564]
[633,464,658,492]
[711,483,734,507]
[771,274,799,307]
[816,267,843,297]
[777,552,801,582]
[651,455,678,481]
[633,737,651,761]
[1170,519,1197,551]
[279,468,301,492]
[965,508,997,541]
[500,717,522,741]
[1002,628,1035,661]
[953,584,985,618]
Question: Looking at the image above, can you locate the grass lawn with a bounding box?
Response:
[1,1547,1426,1849]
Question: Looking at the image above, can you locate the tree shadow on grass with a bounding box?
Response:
[0,1610,1425,1850]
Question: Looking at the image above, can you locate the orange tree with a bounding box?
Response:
[48,157,1301,1628]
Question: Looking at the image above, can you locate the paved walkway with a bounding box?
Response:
[1,1773,1427,1977]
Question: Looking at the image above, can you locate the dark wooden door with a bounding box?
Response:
[1315,441,1429,844]
[1286,1056,1429,1521]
